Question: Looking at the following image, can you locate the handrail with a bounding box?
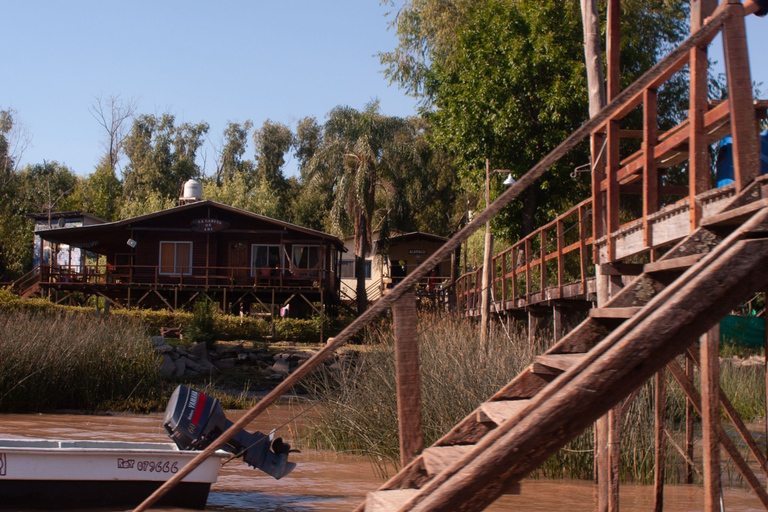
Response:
[133,8,742,509]
[455,199,593,311]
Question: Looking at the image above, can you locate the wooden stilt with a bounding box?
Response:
[700,326,721,512]
[654,369,666,512]
[608,406,620,512]
[553,305,563,342]
[596,415,609,512]
[393,288,423,466]
[685,354,695,484]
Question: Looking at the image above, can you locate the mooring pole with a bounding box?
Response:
[393,287,423,466]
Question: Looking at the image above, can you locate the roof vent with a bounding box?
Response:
[179,179,203,204]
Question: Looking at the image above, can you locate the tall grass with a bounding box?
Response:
[0,311,160,412]
[300,313,765,484]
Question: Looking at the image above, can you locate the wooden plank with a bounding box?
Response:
[723,4,760,190]
[393,288,424,467]
[644,254,704,273]
[366,489,419,512]
[607,119,620,262]
[533,353,588,374]
[540,230,547,296]
[589,307,642,319]
[422,445,473,477]
[477,400,532,425]
[600,263,644,276]
[685,355,695,484]
[700,198,768,227]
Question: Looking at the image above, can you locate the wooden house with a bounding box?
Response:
[28,200,345,317]
[339,231,456,304]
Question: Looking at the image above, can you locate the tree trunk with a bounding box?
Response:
[355,252,368,315]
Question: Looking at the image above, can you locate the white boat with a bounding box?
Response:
[0,438,228,510]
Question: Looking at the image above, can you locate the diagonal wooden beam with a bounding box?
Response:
[686,346,768,477]
[667,359,768,508]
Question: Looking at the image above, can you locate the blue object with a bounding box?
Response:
[715,130,768,187]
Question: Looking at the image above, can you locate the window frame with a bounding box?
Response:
[250,244,282,277]
[158,241,193,276]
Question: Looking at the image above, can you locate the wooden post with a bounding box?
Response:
[579,204,589,295]
[501,252,508,305]
[525,238,532,303]
[557,219,565,297]
[688,0,714,230]
[700,325,721,512]
[654,369,666,512]
[685,353,695,484]
[608,407,620,512]
[481,160,493,343]
[553,304,563,342]
[723,2,760,190]
[643,89,659,248]
[392,288,423,466]
[540,230,547,294]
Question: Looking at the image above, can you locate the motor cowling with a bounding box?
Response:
[163,385,296,479]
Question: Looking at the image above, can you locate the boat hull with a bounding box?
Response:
[0,438,226,510]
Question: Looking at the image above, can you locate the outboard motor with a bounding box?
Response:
[163,385,296,479]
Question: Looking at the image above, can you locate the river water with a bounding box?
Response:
[0,406,764,511]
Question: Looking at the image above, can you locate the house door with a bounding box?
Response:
[228,242,249,283]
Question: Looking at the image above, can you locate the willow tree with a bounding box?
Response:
[305,102,415,314]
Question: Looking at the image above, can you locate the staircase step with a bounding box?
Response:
[422,445,474,477]
[532,353,587,375]
[644,254,703,274]
[700,198,768,227]
[366,489,420,512]
[477,399,532,425]
[589,307,642,319]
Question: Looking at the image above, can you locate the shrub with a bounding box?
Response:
[185,299,220,350]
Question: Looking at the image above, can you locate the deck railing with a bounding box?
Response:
[37,263,329,291]
[455,199,594,313]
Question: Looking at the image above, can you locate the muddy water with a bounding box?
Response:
[0,407,764,511]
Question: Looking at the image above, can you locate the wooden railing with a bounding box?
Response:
[455,199,594,313]
[37,263,330,291]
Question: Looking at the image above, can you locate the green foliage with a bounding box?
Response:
[382,0,689,241]
[121,113,209,206]
[185,299,221,350]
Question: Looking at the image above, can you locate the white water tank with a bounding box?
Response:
[181,179,203,202]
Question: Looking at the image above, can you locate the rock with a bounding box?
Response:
[174,358,186,377]
[271,359,290,375]
[188,342,208,360]
[180,356,205,374]
[197,358,217,372]
[160,354,176,376]
[150,336,166,347]
[213,358,236,370]
[153,342,174,355]
[237,353,249,361]
[176,346,189,357]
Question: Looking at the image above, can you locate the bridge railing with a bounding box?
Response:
[456,199,594,313]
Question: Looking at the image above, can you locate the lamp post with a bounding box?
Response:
[480,162,516,344]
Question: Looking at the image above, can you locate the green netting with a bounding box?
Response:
[720,315,765,349]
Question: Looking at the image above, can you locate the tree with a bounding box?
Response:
[121,114,209,213]
[252,119,294,217]
[215,120,253,184]
[0,108,32,184]
[381,0,689,241]
[89,94,137,171]
[305,102,415,313]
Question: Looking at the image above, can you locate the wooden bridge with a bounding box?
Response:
[134,1,768,511]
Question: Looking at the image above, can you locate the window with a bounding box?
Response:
[340,259,372,279]
[251,245,281,277]
[292,245,324,277]
[159,242,192,275]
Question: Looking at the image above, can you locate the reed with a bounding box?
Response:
[300,313,763,484]
[0,310,160,412]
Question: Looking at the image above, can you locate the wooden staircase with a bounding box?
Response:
[360,179,768,512]
[10,267,42,298]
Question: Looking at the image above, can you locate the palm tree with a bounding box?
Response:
[305,101,415,314]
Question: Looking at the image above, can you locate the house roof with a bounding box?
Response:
[36,200,345,252]
[26,211,108,225]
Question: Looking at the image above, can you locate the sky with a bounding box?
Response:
[2,2,767,180]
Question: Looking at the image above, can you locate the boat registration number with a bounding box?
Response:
[118,458,179,473]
